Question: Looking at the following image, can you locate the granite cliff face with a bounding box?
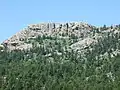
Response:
[2,22,94,50]
[1,22,120,57]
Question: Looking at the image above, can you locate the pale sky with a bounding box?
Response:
[0,0,120,42]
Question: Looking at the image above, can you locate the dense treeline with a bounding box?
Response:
[1,52,120,90]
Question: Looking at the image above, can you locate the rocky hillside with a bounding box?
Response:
[1,22,120,90]
[2,22,120,57]
[2,22,93,50]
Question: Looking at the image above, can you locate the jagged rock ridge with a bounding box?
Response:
[1,22,120,53]
[2,22,94,50]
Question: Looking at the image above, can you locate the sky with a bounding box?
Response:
[0,0,120,42]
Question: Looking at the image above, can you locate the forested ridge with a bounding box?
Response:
[1,23,120,90]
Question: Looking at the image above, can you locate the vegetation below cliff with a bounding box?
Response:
[1,23,120,90]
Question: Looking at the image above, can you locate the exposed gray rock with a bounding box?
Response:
[3,22,94,50]
[70,37,97,50]
[3,22,120,52]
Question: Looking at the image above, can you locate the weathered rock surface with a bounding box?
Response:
[2,22,120,52]
[70,37,97,50]
[2,22,94,50]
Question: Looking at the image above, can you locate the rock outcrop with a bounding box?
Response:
[2,22,120,52]
[2,22,94,50]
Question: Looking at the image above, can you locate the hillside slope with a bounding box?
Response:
[1,22,120,90]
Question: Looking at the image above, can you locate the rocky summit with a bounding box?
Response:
[2,22,93,50]
[1,22,120,52]
[1,22,120,89]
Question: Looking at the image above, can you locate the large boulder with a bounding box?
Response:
[0,44,5,52]
[0,44,4,49]
[70,38,97,50]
